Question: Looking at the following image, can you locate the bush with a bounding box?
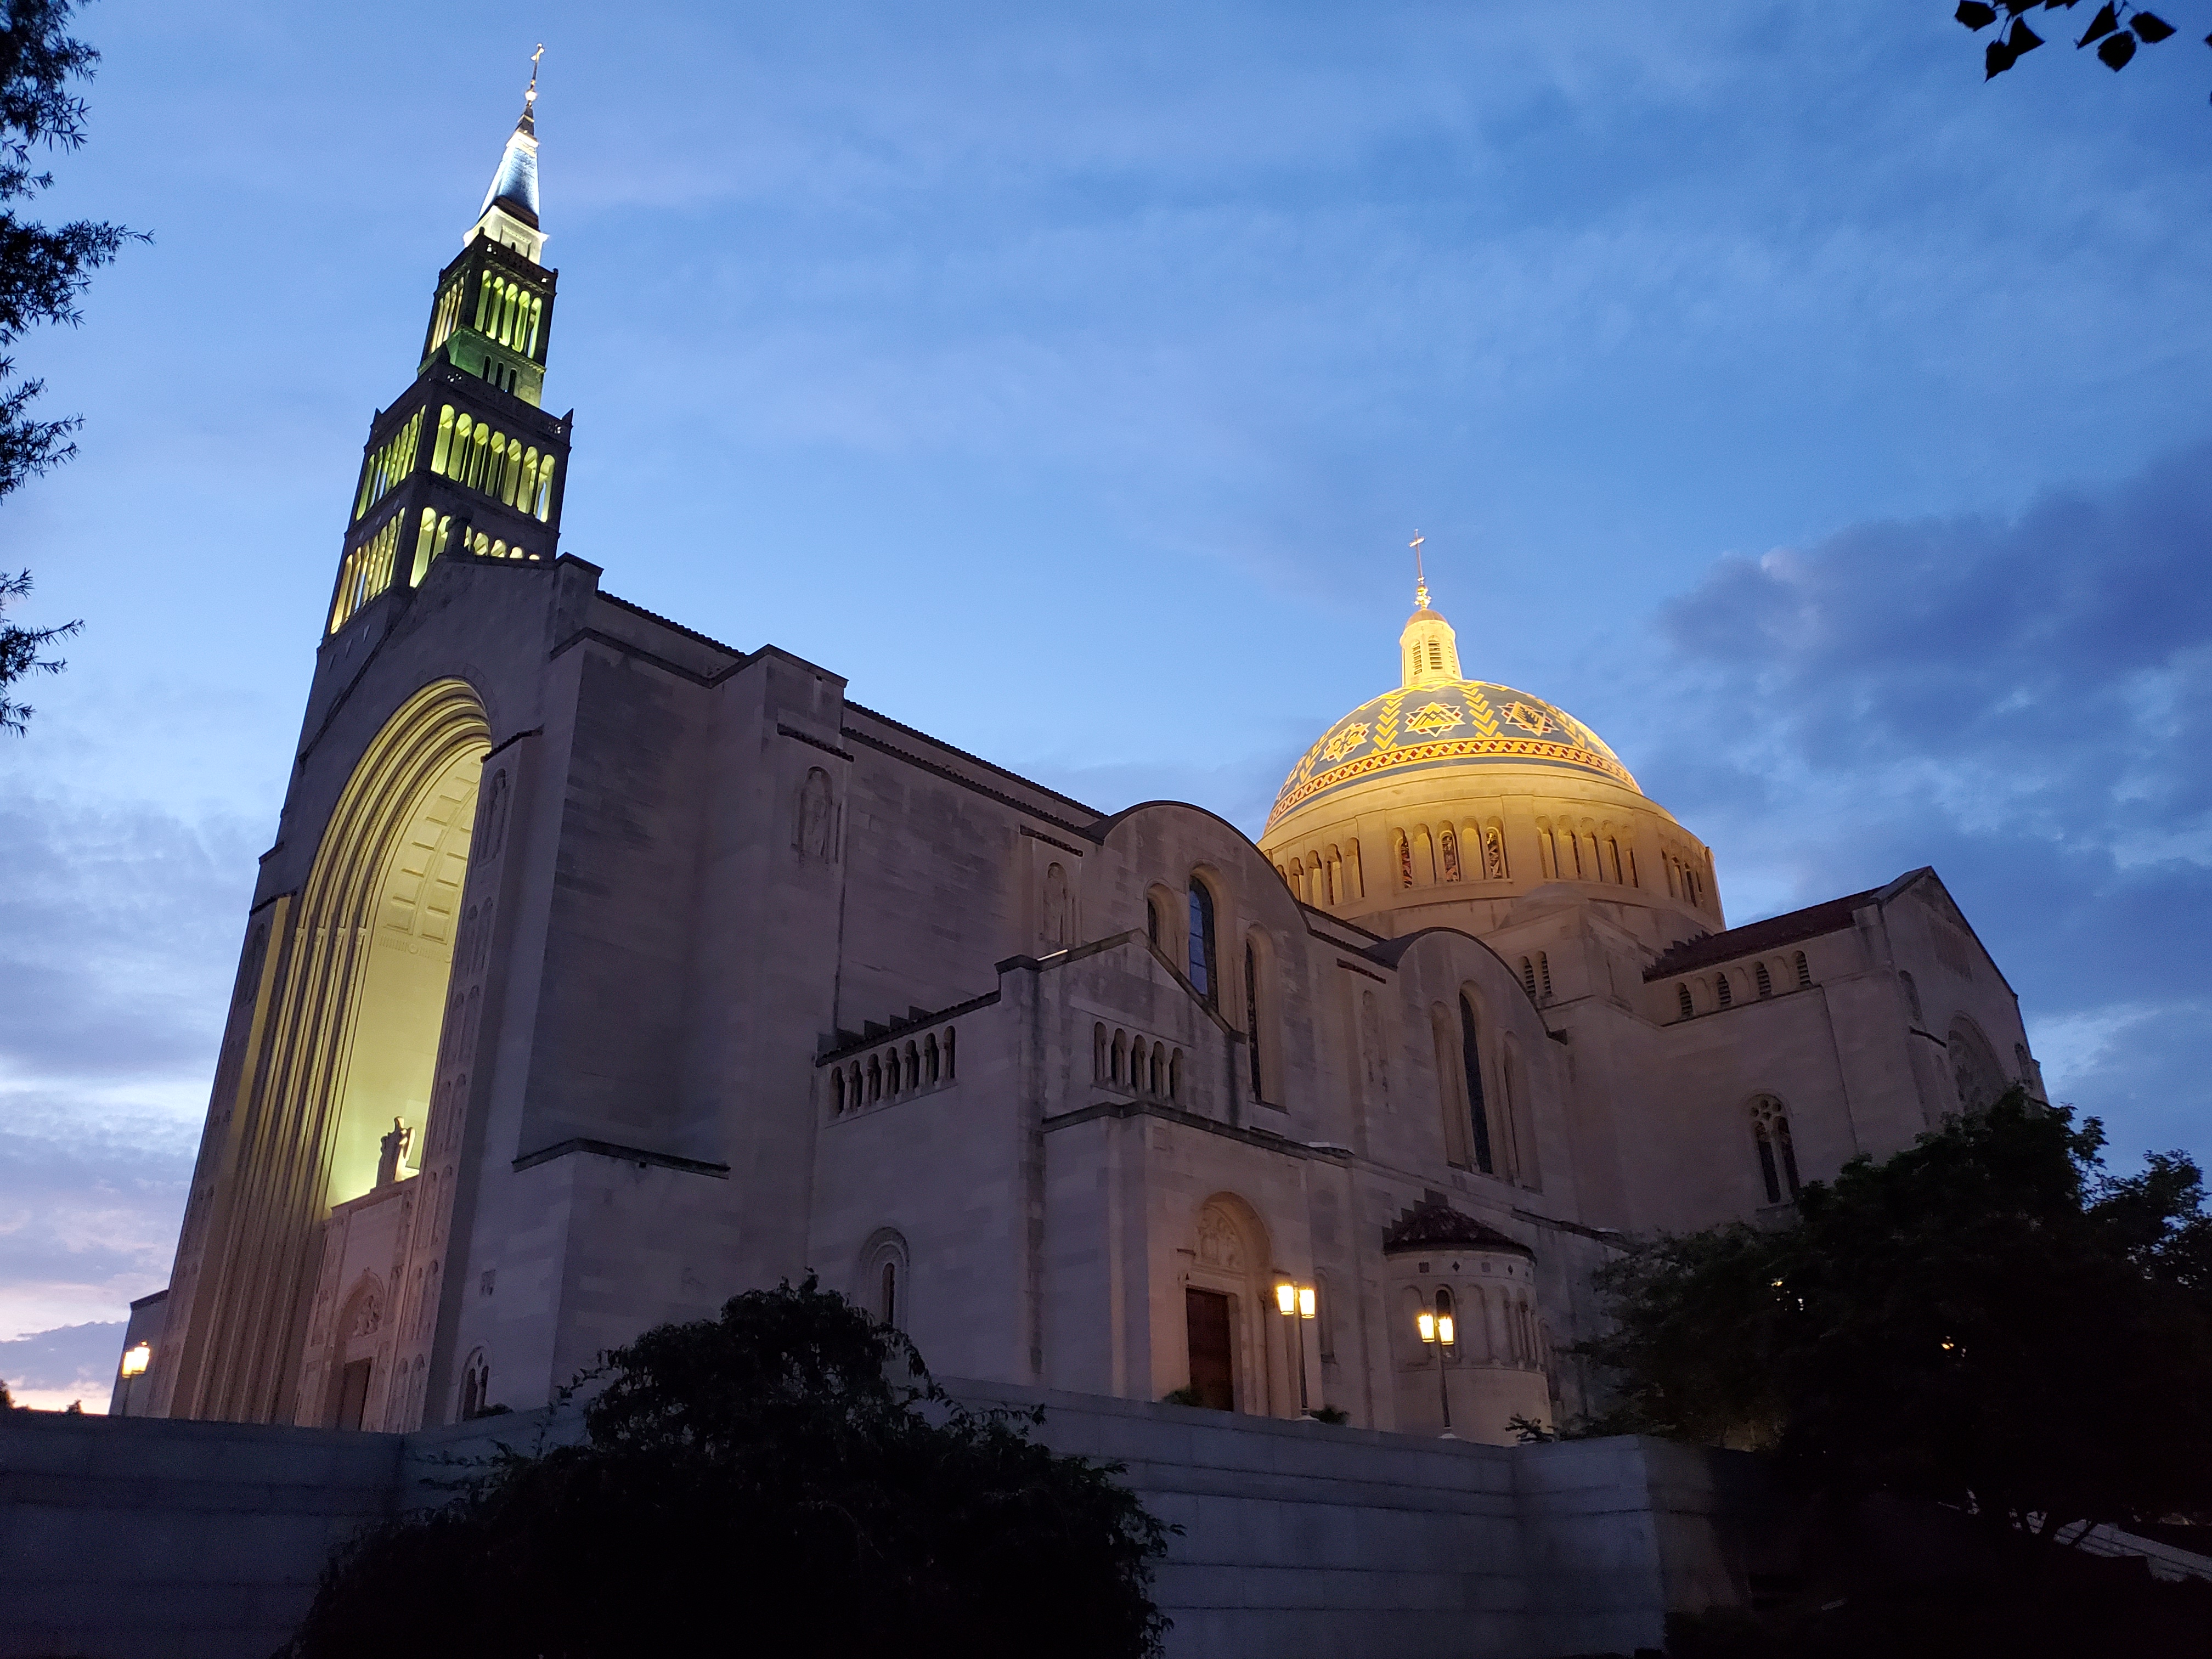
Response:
[283,1278,1172,1659]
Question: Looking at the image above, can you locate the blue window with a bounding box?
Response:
[1187,879,1217,1006]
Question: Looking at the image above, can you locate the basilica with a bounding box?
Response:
[114,89,2042,1446]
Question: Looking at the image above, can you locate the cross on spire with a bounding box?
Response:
[1411,531,1430,611]
[517,43,544,133]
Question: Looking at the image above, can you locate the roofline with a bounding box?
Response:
[844,699,1106,821]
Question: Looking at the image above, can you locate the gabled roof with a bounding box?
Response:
[1642,867,1934,982]
[1381,1197,1534,1259]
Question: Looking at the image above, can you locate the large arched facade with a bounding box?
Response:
[155,679,491,1424]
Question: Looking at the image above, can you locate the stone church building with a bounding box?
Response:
[115,93,2043,1446]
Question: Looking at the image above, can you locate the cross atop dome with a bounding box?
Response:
[1400,533,1463,687]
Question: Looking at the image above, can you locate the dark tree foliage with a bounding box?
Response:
[1,0,137,731]
[281,1279,1175,1659]
[1,567,78,733]
[1576,1091,2212,1544]
[0,0,134,494]
[1953,0,2210,99]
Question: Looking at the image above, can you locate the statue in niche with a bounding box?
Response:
[795,767,835,862]
[376,1118,414,1188]
[481,768,510,859]
[1360,990,1391,1107]
[1043,862,1069,949]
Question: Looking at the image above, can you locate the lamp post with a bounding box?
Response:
[1275,1280,1318,1416]
[1416,1304,1455,1436]
[116,1341,151,1418]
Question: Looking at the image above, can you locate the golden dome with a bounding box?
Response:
[1263,580,1635,837]
[1265,678,1635,836]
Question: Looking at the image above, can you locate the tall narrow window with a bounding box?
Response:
[1440,826,1461,881]
[1751,1098,1801,1204]
[1794,951,1811,989]
[1459,994,1495,1176]
[1147,896,1162,946]
[880,1260,898,1327]
[1245,940,1265,1101]
[1755,962,1773,998]
[1538,952,1552,998]
[1677,983,1694,1020]
[1521,957,1537,998]
[1187,879,1217,1005]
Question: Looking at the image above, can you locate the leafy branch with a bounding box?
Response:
[1954,0,2203,87]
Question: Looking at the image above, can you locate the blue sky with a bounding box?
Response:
[3,1,2209,1405]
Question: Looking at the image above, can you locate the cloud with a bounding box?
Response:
[1634,442,2212,1163]
[0,1128,189,1342]
[0,794,246,1335]
[0,1321,126,1413]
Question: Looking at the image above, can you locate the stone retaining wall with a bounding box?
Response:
[3,1386,1751,1659]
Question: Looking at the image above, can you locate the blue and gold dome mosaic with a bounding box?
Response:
[1265,680,1638,833]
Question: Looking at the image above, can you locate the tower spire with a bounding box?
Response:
[1412,530,1430,612]
[472,47,545,261]
[324,76,571,636]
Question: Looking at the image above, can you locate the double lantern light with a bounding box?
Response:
[1417,1303,1456,1435]
[1274,1280,1317,1417]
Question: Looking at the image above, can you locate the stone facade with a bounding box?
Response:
[123,97,2041,1453]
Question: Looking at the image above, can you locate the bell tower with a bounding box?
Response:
[326,59,572,636]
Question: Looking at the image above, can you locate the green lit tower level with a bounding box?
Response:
[326,65,569,635]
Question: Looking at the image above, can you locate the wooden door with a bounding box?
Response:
[1184,1288,1235,1411]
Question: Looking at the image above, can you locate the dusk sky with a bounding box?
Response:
[3,1,2209,1408]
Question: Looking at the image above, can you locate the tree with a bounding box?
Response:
[1,0,139,732]
[1,567,77,733]
[281,1278,1174,1659]
[1953,0,2209,95]
[1576,1091,2212,1545]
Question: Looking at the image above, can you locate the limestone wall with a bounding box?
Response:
[3,1389,1752,1659]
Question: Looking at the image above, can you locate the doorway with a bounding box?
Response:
[1184,1288,1235,1410]
[334,1359,374,1431]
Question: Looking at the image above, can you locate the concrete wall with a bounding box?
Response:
[3,1387,1750,1659]
[0,1411,401,1659]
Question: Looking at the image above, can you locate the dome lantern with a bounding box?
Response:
[1400,533,1464,687]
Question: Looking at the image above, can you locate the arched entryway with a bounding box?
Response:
[164,680,492,1425]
